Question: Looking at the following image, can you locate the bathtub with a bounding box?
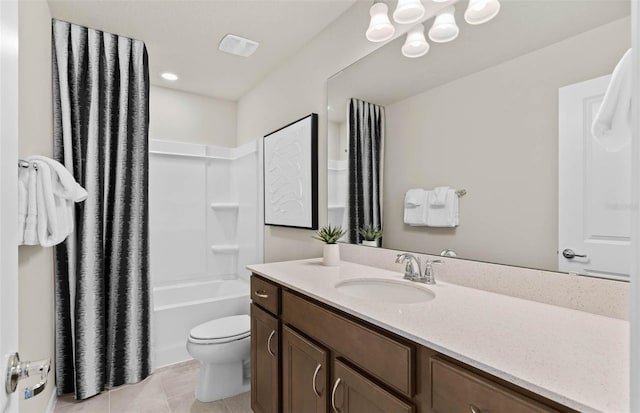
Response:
[153,278,250,368]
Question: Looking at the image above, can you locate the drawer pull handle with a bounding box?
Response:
[255,290,269,299]
[267,330,276,357]
[331,378,342,412]
[312,363,322,397]
[469,404,481,413]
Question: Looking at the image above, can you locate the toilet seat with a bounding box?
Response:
[189,315,250,345]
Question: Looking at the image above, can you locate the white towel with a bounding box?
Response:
[591,48,632,152]
[404,189,427,225]
[17,167,30,244]
[426,189,459,227]
[429,186,449,206]
[20,156,87,247]
[22,167,39,245]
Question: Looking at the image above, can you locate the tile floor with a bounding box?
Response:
[54,360,252,413]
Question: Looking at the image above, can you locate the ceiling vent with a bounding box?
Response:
[218,34,259,57]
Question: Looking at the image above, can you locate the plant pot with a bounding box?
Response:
[323,243,340,266]
[361,240,378,248]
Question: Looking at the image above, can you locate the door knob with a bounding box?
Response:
[5,352,51,399]
[562,249,587,259]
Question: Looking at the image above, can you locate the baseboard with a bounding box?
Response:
[45,386,57,413]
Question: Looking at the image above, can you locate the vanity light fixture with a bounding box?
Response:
[161,72,179,81]
[366,2,395,42]
[393,0,426,25]
[428,6,459,43]
[464,0,501,25]
[401,24,429,58]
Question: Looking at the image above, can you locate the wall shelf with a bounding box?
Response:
[210,245,240,254]
[210,202,240,210]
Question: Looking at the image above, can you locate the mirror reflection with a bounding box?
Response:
[328,0,631,279]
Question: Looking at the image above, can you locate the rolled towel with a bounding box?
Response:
[429,186,450,207]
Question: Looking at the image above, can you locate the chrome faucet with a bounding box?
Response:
[395,253,442,285]
[395,253,421,281]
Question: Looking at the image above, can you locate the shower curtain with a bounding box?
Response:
[348,98,385,245]
[52,19,151,400]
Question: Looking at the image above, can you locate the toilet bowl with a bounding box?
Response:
[186,314,251,402]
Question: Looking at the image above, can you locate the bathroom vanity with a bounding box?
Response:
[248,259,628,413]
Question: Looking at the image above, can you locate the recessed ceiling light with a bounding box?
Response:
[161,72,178,81]
[219,34,259,57]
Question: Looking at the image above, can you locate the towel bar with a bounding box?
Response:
[455,189,466,197]
[18,160,38,171]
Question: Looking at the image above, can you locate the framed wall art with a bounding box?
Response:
[264,113,318,229]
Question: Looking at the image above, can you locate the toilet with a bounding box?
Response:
[186,314,251,402]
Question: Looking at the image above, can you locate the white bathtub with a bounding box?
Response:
[153,278,250,368]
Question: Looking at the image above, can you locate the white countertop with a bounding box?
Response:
[247,259,629,413]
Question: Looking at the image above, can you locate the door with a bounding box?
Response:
[251,303,280,413]
[559,75,631,280]
[330,359,413,413]
[0,0,20,411]
[282,325,328,413]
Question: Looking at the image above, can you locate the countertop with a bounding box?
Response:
[247,259,629,413]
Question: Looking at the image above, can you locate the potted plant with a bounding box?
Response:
[313,225,346,266]
[358,224,383,247]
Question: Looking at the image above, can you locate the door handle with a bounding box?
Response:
[266,330,276,357]
[331,378,342,412]
[312,363,322,397]
[5,353,51,399]
[562,248,587,259]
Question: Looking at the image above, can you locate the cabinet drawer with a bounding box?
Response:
[431,357,560,413]
[282,290,414,397]
[251,275,280,315]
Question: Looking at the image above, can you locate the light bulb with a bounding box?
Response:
[161,72,178,81]
[401,24,429,58]
[366,3,395,43]
[464,0,500,25]
[428,6,459,43]
[393,0,425,25]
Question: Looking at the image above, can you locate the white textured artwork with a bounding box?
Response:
[264,114,317,229]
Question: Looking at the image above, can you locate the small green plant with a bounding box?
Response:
[312,225,347,244]
[358,224,383,242]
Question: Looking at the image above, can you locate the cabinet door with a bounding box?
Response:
[251,303,279,413]
[282,325,329,413]
[330,359,414,413]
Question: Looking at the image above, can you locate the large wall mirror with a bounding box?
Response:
[327,0,631,279]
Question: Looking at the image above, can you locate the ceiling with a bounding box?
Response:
[47,0,357,101]
[329,0,630,122]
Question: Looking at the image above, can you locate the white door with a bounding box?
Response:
[0,0,20,411]
[559,75,631,280]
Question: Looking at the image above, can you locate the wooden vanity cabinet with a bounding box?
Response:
[282,325,329,413]
[251,274,575,413]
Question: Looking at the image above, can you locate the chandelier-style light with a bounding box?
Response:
[393,0,426,25]
[464,0,501,25]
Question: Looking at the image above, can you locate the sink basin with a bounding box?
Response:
[334,278,435,304]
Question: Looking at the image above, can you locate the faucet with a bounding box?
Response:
[395,253,421,281]
[395,253,442,285]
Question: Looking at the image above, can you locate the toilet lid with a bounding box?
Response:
[189,315,250,342]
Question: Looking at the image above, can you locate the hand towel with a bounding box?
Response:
[17,166,30,245]
[404,189,427,225]
[591,48,632,152]
[22,167,39,245]
[426,189,459,227]
[429,186,450,206]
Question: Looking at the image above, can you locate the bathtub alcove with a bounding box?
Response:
[150,139,263,368]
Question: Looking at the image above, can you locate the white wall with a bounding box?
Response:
[17,0,56,411]
[237,2,382,262]
[150,85,237,147]
[383,17,630,271]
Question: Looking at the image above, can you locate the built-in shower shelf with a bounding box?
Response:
[211,245,240,254]
[210,202,240,210]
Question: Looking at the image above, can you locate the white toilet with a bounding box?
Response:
[186,314,251,402]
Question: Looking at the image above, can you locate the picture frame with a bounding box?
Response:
[264,113,318,230]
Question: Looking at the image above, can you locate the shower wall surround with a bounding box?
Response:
[149,139,263,366]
